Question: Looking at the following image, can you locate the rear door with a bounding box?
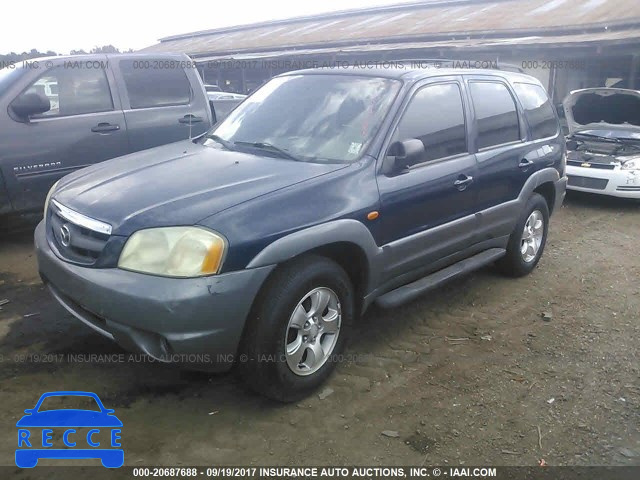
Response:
[464,76,529,212]
[0,57,129,213]
[112,57,211,152]
[376,77,479,281]
[464,76,561,240]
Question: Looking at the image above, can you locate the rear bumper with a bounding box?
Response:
[566,166,640,198]
[35,221,274,371]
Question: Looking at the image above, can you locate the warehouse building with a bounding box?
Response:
[141,0,640,104]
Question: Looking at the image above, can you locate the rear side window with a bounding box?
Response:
[393,83,468,162]
[120,60,191,109]
[20,66,113,118]
[513,83,558,139]
[469,81,520,149]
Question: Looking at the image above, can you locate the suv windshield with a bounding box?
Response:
[206,74,401,162]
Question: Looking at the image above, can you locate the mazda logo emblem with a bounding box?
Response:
[60,224,71,247]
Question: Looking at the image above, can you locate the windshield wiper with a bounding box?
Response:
[570,132,623,143]
[234,141,302,161]
[206,134,236,151]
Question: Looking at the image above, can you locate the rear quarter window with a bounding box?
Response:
[513,83,558,140]
[120,60,191,109]
[469,81,520,150]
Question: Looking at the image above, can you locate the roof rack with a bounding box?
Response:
[394,58,525,73]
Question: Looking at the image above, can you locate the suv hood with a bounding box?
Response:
[54,140,347,235]
[563,88,640,135]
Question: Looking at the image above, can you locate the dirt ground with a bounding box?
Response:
[0,192,638,471]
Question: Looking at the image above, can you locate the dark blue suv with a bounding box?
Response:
[35,66,567,401]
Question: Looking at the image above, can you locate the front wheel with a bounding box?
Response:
[239,255,354,402]
[496,193,549,277]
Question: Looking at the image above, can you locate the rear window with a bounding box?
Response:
[513,83,558,139]
[120,60,191,109]
[469,81,520,149]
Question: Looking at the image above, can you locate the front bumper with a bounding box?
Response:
[35,221,274,371]
[566,165,640,198]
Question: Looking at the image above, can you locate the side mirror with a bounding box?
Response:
[10,93,51,121]
[23,409,34,414]
[387,139,426,171]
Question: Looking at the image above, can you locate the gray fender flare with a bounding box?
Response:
[518,167,560,203]
[246,219,382,288]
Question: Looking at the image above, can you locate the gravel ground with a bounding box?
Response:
[0,192,638,472]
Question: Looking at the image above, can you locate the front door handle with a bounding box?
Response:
[91,123,120,133]
[179,115,204,124]
[519,158,534,169]
[454,174,474,191]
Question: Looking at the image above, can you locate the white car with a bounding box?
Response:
[564,88,640,199]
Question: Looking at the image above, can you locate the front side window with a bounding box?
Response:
[0,65,28,97]
[120,60,191,109]
[20,66,113,118]
[391,82,468,163]
[209,74,401,163]
[469,81,520,149]
[513,83,558,140]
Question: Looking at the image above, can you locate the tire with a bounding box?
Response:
[496,193,549,277]
[239,254,354,402]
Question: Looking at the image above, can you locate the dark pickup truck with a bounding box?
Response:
[0,54,220,218]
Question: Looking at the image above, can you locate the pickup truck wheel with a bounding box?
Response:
[239,255,354,402]
[496,193,549,277]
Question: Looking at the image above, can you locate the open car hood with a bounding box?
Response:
[563,88,640,135]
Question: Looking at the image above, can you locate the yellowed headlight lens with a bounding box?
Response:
[118,227,226,277]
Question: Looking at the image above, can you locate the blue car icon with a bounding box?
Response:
[16,391,123,468]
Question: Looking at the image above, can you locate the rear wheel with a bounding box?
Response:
[496,193,549,277]
[239,255,354,402]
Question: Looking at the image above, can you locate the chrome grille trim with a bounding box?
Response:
[51,199,112,235]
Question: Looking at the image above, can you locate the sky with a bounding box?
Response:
[1,0,413,54]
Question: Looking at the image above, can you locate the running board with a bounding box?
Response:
[375,248,506,309]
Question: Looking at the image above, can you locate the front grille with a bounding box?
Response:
[567,175,609,190]
[47,202,111,265]
[567,160,616,170]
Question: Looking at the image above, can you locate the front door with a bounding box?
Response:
[0,58,129,212]
[376,79,479,281]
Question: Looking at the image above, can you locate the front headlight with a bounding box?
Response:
[118,227,227,278]
[621,157,640,171]
[43,180,60,217]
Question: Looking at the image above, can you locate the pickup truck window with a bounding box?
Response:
[469,81,520,149]
[210,74,401,163]
[391,83,468,163]
[513,82,558,140]
[0,66,28,97]
[20,66,113,118]
[120,60,191,109]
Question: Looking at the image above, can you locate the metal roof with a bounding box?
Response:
[140,0,640,59]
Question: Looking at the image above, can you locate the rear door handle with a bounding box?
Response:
[91,123,120,133]
[519,158,534,169]
[179,115,204,124]
[454,175,473,191]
